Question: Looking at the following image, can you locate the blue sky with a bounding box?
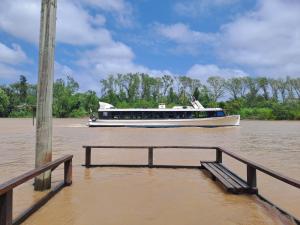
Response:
[0,0,299,91]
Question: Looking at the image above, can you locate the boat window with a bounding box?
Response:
[142,111,151,119]
[100,111,111,119]
[207,111,225,117]
[187,112,193,119]
[216,111,225,117]
[192,111,205,118]
[136,112,143,119]
[207,111,216,117]
[123,112,131,119]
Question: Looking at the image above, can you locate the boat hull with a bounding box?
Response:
[88,115,240,127]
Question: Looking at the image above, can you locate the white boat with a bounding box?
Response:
[88,99,240,127]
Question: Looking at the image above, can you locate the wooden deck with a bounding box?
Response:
[1,146,300,225]
[81,145,300,224]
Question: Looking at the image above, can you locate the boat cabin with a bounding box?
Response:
[98,110,226,120]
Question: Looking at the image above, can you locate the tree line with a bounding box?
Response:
[0,75,98,118]
[0,74,300,119]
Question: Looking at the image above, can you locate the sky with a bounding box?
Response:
[0,0,300,91]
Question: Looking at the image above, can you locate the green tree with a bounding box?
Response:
[81,90,99,113]
[225,77,244,100]
[53,76,82,117]
[278,79,287,102]
[207,76,225,102]
[245,77,260,99]
[161,75,174,97]
[19,75,28,103]
[0,88,9,116]
[257,77,269,100]
[269,78,280,101]
[291,78,300,99]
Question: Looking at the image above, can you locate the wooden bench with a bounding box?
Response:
[201,161,257,194]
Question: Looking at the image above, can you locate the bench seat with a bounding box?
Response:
[201,161,257,194]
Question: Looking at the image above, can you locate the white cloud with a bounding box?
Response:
[157,0,300,77]
[0,42,28,65]
[0,0,170,87]
[218,0,300,76]
[187,64,247,82]
[174,0,238,17]
[81,0,128,11]
[57,1,113,45]
[81,0,133,27]
[154,23,215,54]
[0,0,128,45]
[76,42,173,85]
[155,23,214,44]
[54,62,74,79]
[0,42,28,80]
[90,14,106,26]
[0,63,25,80]
[0,1,40,43]
[77,42,138,74]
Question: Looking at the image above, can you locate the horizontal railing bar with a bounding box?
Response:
[256,194,300,225]
[82,164,202,169]
[0,155,73,195]
[82,145,217,149]
[82,145,300,189]
[217,147,300,189]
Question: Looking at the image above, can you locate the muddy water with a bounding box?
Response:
[0,118,299,225]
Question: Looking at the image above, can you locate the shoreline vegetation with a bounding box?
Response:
[1,74,300,120]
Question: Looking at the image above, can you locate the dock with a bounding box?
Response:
[1,145,300,225]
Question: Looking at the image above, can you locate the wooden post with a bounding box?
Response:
[247,165,257,188]
[216,148,222,163]
[34,0,57,191]
[64,159,72,186]
[32,106,35,126]
[0,190,13,225]
[85,147,91,167]
[148,147,153,167]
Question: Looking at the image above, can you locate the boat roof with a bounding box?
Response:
[98,108,223,112]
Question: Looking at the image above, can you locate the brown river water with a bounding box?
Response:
[0,118,299,225]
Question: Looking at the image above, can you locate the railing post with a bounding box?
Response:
[247,165,257,189]
[216,148,222,163]
[64,159,72,186]
[0,190,13,225]
[148,147,153,167]
[85,147,91,167]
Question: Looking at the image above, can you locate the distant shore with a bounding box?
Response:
[1,74,300,120]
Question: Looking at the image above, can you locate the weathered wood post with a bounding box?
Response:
[34,0,57,191]
[64,158,72,186]
[85,147,91,167]
[0,190,13,225]
[247,165,257,190]
[148,147,153,167]
[216,148,222,163]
